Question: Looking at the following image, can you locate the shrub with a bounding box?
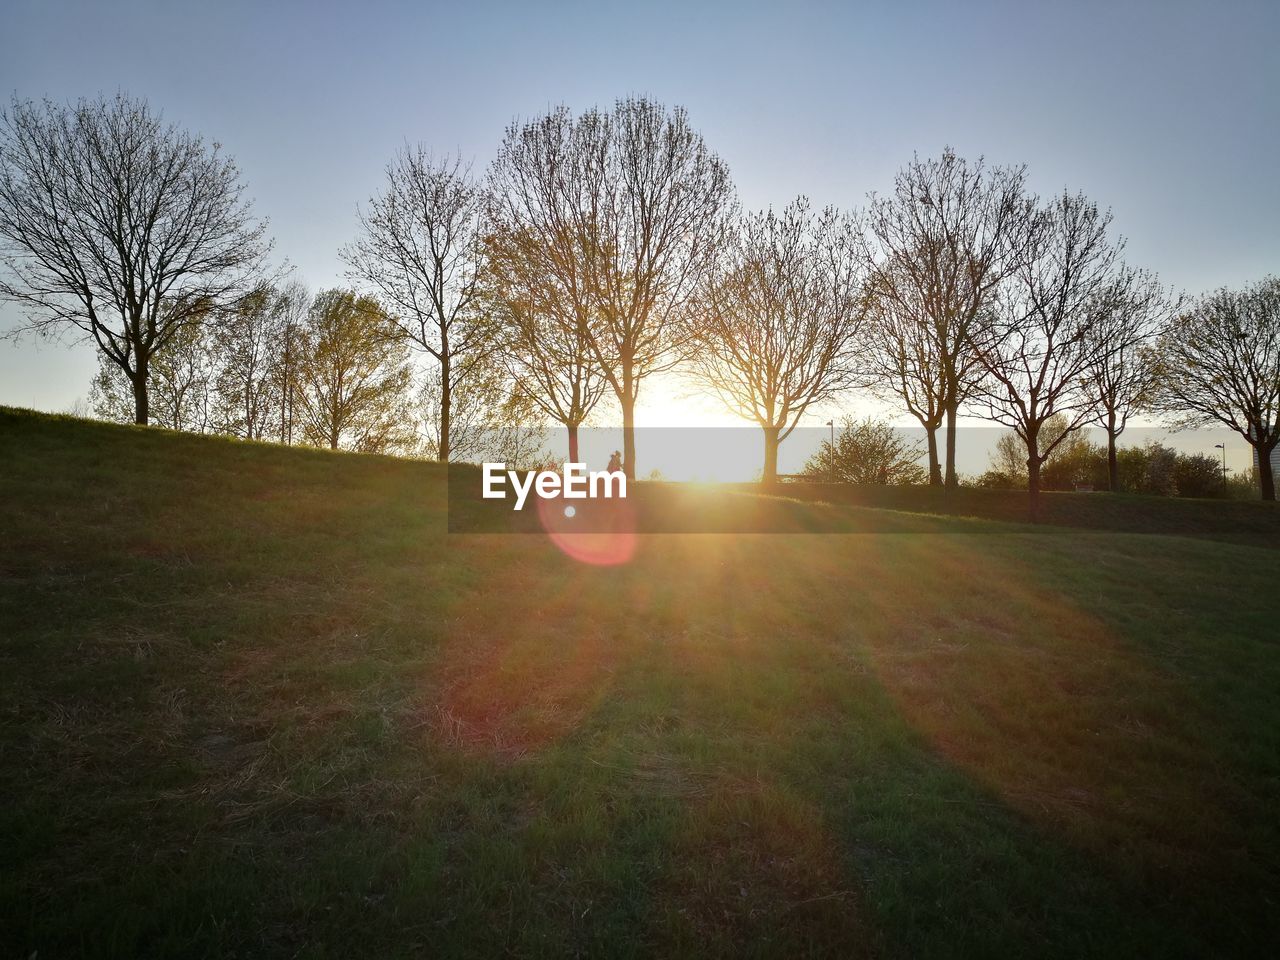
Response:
[974,469,1022,490]
[803,417,928,485]
[1174,452,1228,499]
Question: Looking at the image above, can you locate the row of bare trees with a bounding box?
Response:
[0,94,270,426]
[88,285,418,451]
[861,150,1280,503]
[2,92,1278,499]
[337,100,735,478]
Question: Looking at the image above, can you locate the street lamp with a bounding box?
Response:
[1214,443,1227,493]
[825,420,834,483]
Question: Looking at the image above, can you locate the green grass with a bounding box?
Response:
[2,406,1278,958]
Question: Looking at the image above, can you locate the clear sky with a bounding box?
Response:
[1,0,1277,470]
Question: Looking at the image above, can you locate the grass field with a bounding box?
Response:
[2,407,1279,958]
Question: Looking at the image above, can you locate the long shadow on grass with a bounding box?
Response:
[412,531,1277,957]
[5,408,1276,957]
[802,532,1278,957]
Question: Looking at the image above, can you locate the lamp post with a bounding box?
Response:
[826,420,834,483]
[1214,443,1227,493]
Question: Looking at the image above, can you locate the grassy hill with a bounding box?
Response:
[2,407,1279,958]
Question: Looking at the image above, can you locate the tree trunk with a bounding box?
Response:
[761,424,780,486]
[328,388,340,449]
[439,355,451,463]
[567,422,580,464]
[1106,413,1120,492]
[925,425,942,486]
[1027,454,1043,522]
[944,403,959,489]
[1258,442,1276,501]
[621,392,636,480]
[131,352,150,426]
[280,337,295,445]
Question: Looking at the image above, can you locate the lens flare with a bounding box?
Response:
[535,490,637,565]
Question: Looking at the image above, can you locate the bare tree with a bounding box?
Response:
[488,97,734,478]
[342,148,490,462]
[210,283,293,440]
[1155,278,1280,500]
[483,226,609,463]
[90,317,215,432]
[272,281,310,445]
[683,198,866,484]
[0,93,269,424]
[296,290,416,453]
[1082,268,1177,491]
[863,148,1034,488]
[418,353,543,464]
[971,191,1122,517]
[863,259,945,484]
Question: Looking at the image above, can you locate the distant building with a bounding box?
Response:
[1252,444,1280,477]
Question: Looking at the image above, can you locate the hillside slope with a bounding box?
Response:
[2,408,1279,958]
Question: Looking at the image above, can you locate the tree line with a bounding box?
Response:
[981,414,1248,498]
[2,93,1278,503]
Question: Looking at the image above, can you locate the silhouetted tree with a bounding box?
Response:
[863,259,946,484]
[272,283,309,445]
[1082,268,1176,491]
[684,198,866,484]
[418,354,543,464]
[343,149,489,461]
[210,283,306,441]
[90,318,215,432]
[483,226,609,463]
[296,290,416,453]
[0,93,269,424]
[488,97,734,478]
[971,191,1122,518]
[1155,278,1280,500]
[863,148,1034,488]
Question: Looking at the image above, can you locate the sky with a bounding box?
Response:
[1,0,1277,473]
